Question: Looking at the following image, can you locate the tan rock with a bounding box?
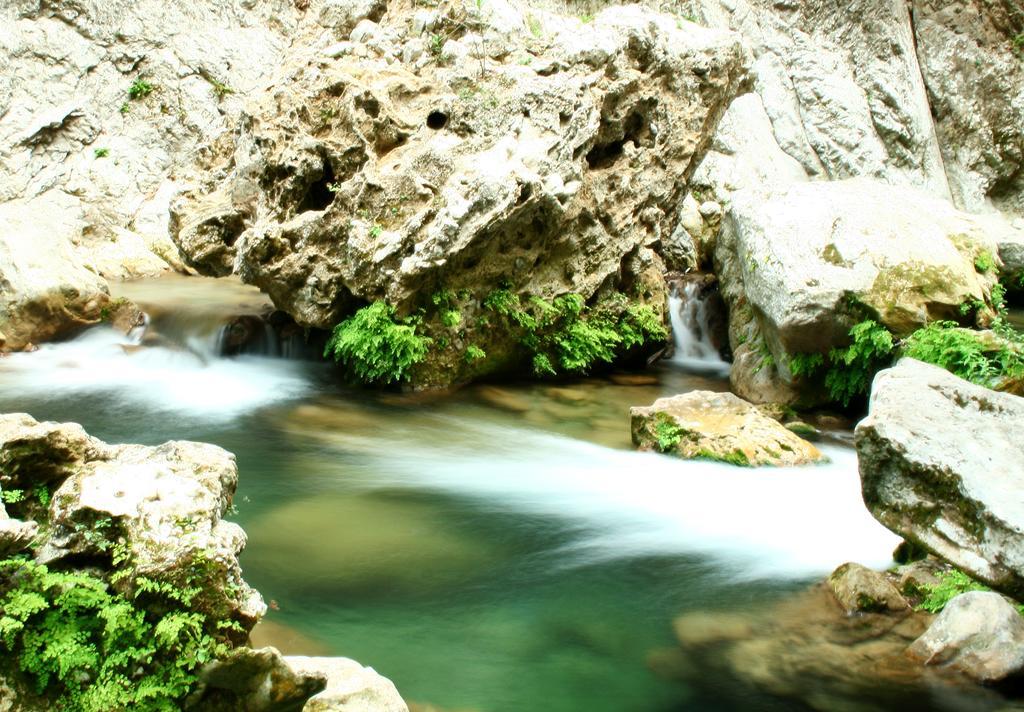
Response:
[630,391,824,466]
[827,562,909,615]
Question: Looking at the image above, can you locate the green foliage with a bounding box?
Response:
[915,569,990,614]
[440,309,461,328]
[208,79,233,99]
[653,417,684,453]
[0,557,234,711]
[324,302,432,385]
[127,79,154,101]
[1,489,26,505]
[974,251,996,273]
[369,224,383,238]
[464,345,486,363]
[119,103,130,115]
[790,320,895,406]
[903,320,1024,387]
[483,288,667,377]
[93,148,109,158]
[428,34,445,57]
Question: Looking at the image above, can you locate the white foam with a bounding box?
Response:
[0,327,312,420]
[337,416,900,580]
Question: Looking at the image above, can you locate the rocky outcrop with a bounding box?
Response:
[0,412,264,629]
[908,591,1024,683]
[168,3,747,384]
[856,359,1024,598]
[912,0,1024,218]
[714,179,1010,404]
[629,390,823,466]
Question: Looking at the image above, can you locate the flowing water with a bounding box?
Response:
[0,276,919,711]
[667,282,730,378]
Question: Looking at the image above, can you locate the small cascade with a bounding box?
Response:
[668,280,730,377]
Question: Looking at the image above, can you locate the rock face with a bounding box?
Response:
[908,591,1024,683]
[856,359,1024,598]
[168,2,748,382]
[714,179,1008,404]
[630,391,823,466]
[0,413,265,629]
[912,0,1024,218]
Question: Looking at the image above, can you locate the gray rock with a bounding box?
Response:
[856,359,1024,597]
[908,591,1024,683]
[630,390,824,466]
[912,0,1024,217]
[283,656,409,712]
[0,413,265,631]
[197,646,325,712]
[169,4,749,386]
[827,562,908,615]
[714,178,1014,404]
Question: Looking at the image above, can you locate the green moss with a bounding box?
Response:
[483,288,666,377]
[695,448,750,467]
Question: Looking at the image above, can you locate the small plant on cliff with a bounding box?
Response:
[0,556,237,711]
[93,147,109,158]
[484,289,666,377]
[127,78,154,101]
[974,250,996,274]
[464,345,486,363]
[324,302,432,385]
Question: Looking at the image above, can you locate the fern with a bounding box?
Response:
[915,569,990,614]
[0,557,236,711]
[324,302,432,384]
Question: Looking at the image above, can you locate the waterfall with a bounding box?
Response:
[667,281,730,377]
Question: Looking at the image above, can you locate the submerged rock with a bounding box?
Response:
[908,591,1024,683]
[856,359,1024,598]
[630,391,823,466]
[0,412,265,630]
[827,562,909,615]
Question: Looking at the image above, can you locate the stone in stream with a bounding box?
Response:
[908,591,1024,683]
[0,412,266,630]
[629,391,824,466]
[855,359,1024,598]
[827,562,909,615]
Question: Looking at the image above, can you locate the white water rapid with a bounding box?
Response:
[668,281,731,377]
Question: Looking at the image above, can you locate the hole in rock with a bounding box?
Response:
[585,110,650,170]
[298,161,337,213]
[426,111,449,130]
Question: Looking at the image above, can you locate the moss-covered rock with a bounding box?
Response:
[629,391,824,467]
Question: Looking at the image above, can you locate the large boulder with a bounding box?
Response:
[0,413,265,630]
[908,591,1024,683]
[630,391,823,466]
[713,178,1014,404]
[855,359,1024,598]
[169,3,748,384]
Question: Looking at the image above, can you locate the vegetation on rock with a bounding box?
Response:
[324,302,432,385]
[0,555,241,711]
[483,289,667,377]
[791,286,1024,406]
